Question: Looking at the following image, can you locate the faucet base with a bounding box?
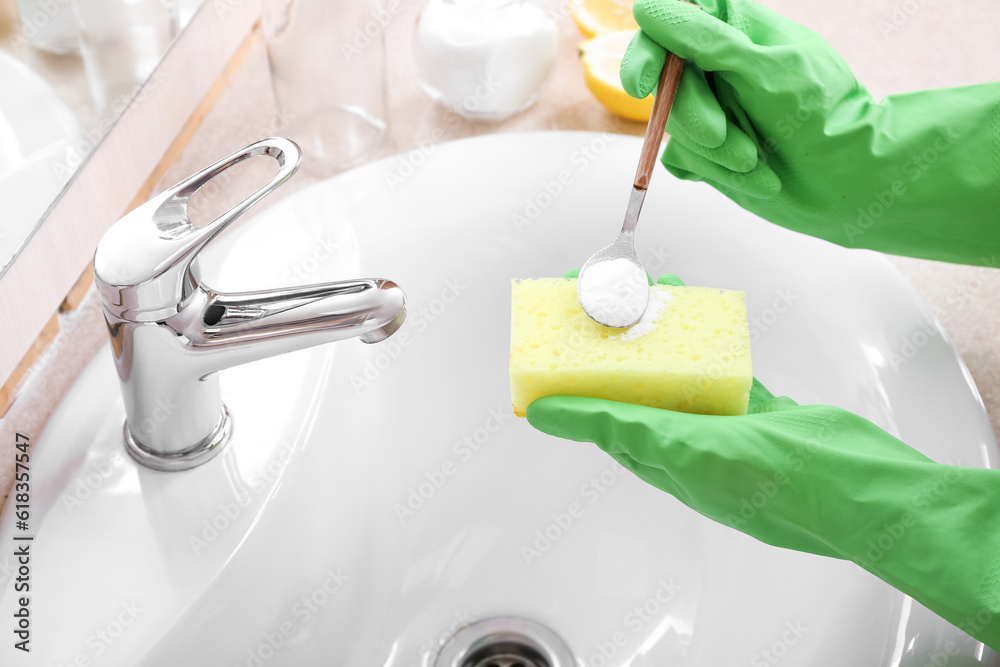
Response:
[123,404,233,472]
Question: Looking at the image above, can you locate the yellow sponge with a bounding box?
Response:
[510,278,752,417]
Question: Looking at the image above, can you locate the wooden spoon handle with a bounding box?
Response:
[634,52,685,192]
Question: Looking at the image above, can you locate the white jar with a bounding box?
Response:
[415,0,557,121]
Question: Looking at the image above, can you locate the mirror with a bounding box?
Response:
[0,0,201,275]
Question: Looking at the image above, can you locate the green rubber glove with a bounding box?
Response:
[619,0,1000,267]
[528,272,1000,649]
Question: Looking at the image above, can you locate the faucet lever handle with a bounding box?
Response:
[94,138,301,320]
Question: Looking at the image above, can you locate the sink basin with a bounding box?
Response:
[1,132,997,666]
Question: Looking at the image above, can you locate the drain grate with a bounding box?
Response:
[464,639,549,667]
[469,656,541,667]
[434,617,574,667]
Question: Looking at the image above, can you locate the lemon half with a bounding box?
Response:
[569,0,640,37]
[580,30,653,121]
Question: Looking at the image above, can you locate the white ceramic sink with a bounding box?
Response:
[1,132,997,666]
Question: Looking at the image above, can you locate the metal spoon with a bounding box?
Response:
[577,52,686,328]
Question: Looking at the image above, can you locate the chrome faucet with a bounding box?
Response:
[93,138,406,472]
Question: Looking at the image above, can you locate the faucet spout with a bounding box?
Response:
[183,278,406,372]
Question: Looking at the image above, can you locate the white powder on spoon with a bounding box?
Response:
[577,258,649,328]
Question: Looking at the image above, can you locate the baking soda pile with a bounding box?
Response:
[577,258,649,329]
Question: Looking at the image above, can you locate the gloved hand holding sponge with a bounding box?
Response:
[525,273,1000,649]
[521,0,1000,647]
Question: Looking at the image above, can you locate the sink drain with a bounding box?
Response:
[434,617,575,667]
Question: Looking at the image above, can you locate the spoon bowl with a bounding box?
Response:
[577,227,647,328]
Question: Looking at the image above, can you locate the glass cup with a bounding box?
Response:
[263,0,389,176]
[16,0,80,54]
[71,0,178,114]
